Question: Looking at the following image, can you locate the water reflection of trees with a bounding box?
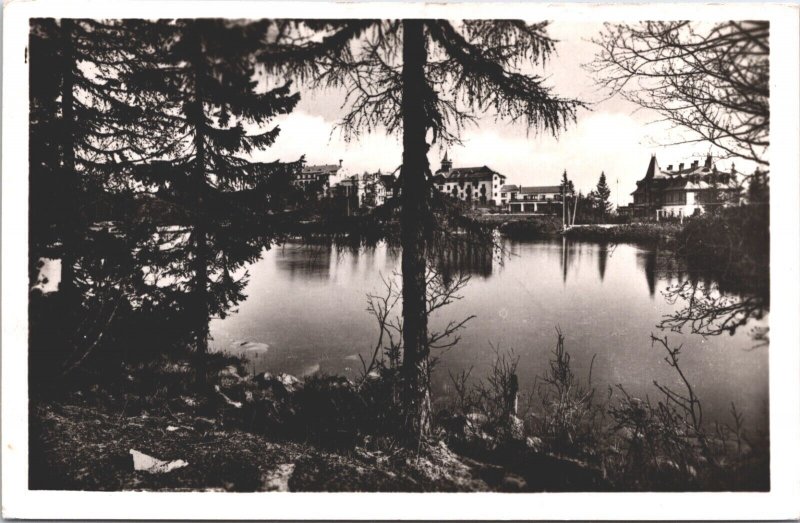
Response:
[276,242,333,280]
[597,243,609,282]
[658,255,769,345]
[561,239,612,284]
[433,238,494,282]
[660,279,767,341]
[636,250,657,297]
[639,246,770,345]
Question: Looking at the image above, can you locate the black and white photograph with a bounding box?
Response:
[2,1,799,519]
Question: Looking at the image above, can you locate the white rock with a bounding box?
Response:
[31,258,61,294]
[130,449,188,474]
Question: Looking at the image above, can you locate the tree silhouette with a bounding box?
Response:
[29,19,154,296]
[590,21,769,167]
[118,19,303,386]
[29,19,180,380]
[261,19,582,437]
[559,170,575,194]
[595,171,612,216]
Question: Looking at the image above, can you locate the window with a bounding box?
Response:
[666,191,687,205]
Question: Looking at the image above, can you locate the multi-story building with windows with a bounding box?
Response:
[498,184,571,214]
[292,161,342,197]
[432,153,506,206]
[631,154,741,219]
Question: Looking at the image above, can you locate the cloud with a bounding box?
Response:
[251,111,404,175]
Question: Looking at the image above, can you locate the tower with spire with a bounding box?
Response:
[441,151,453,173]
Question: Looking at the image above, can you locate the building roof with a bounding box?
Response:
[650,154,733,179]
[644,154,662,180]
[436,165,505,181]
[663,178,739,191]
[519,185,562,194]
[633,154,740,194]
[302,164,340,175]
[500,184,519,192]
[337,177,357,187]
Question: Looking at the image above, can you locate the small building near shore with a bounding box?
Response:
[501,184,570,214]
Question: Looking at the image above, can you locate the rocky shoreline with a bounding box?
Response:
[29,358,607,492]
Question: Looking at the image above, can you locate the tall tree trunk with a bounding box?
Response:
[59,19,78,300]
[188,25,210,389]
[399,20,432,439]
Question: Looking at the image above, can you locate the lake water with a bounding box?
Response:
[209,239,768,431]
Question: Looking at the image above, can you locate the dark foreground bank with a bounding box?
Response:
[29,353,609,493]
[30,339,768,492]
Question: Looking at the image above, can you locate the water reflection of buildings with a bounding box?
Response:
[635,249,696,298]
[434,241,494,282]
[275,242,333,280]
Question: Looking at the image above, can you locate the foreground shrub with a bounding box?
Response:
[442,330,769,491]
[677,204,769,292]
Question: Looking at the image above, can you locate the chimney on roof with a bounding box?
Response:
[667,164,673,171]
[691,160,699,169]
[679,162,684,171]
[339,159,343,167]
[704,153,713,169]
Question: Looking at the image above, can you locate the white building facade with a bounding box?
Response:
[501,185,569,214]
[433,153,506,206]
[632,154,741,219]
[292,161,342,197]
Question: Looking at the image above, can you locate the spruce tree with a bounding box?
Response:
[29,19,148,295]
[595,171,612,216]
[29,19,166,377]
[122,19,301,386]
[559,169,575,195]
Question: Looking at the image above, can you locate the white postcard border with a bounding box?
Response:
[3,1,799,520]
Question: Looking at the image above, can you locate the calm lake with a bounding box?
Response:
[209,239,768,431]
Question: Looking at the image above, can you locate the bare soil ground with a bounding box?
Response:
[29,400,501,492]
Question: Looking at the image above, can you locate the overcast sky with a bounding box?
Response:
[253,22,755,206]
